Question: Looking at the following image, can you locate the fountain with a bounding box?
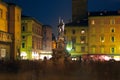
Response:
[52,18,69,62]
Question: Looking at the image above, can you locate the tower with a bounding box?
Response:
[72,0,88,21]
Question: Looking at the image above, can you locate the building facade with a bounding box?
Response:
[41,25,52,59]
[88,11,120,56]
[65,0,88,58]
[0,1,21,60]
[42,25,52,52]
[21,16,42,60]
[65,20,88,57]
[0,2,10,60]
[65,11,120,59]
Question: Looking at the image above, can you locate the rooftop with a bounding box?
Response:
[88,10,120,17]
[65,19,88,26]
[22,15,43,25]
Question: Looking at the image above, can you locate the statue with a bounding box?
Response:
[52,17,70,63]
[58,18,65,36]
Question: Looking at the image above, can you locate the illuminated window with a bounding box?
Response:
[91,20,95,25]
[81,29,85,34]
[80,36,86,43]
[0,9,2,18]
[100,36,105,42]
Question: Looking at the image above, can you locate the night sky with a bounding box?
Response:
[4,0,120,34]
